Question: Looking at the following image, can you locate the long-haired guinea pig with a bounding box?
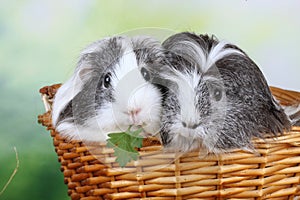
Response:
[158,32,293,154]
[52,36,164,142]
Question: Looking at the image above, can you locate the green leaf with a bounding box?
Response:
[114,147,139,167]
[106,127,144,167]
[128,127,143,137]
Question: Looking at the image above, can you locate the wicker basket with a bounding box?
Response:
[38,84,300,200]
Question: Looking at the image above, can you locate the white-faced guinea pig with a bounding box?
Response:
[52,35,165,142]
[158,32,292,154]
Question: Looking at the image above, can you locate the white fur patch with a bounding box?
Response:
[205,40,243,71]
[55,120,110,142]
[111,47,162,136]
[282,104,300,125]
[164,39,242,125]
[170,40,206,69]
[171,39,243,73]
[174,70,200,124]
[111,40,138,89]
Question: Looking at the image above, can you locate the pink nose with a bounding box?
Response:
[128,108,141,117]
[128,108,142,124]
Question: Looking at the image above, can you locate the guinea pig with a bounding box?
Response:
[158,32,292,154]
[52,35,164,142]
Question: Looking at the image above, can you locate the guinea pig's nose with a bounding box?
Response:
[182,121,199,129]
[127,108,142,125]
[129,108,141,117]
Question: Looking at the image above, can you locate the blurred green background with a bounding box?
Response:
[0,1,299,199]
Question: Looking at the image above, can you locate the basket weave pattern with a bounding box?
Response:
[38,85,300,200]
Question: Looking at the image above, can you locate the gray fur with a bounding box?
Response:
[131,36,165,66]
[57,37,124,124]
[159,32,291,153]
[56,36,165,128]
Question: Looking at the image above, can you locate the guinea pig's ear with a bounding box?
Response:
[52,59,93,126]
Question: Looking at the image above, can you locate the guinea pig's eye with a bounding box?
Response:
[212,87,222,101]
[141,67,150,81]
[103,72,111,88]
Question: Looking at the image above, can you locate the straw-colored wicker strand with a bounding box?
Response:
[270,86,300,106]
